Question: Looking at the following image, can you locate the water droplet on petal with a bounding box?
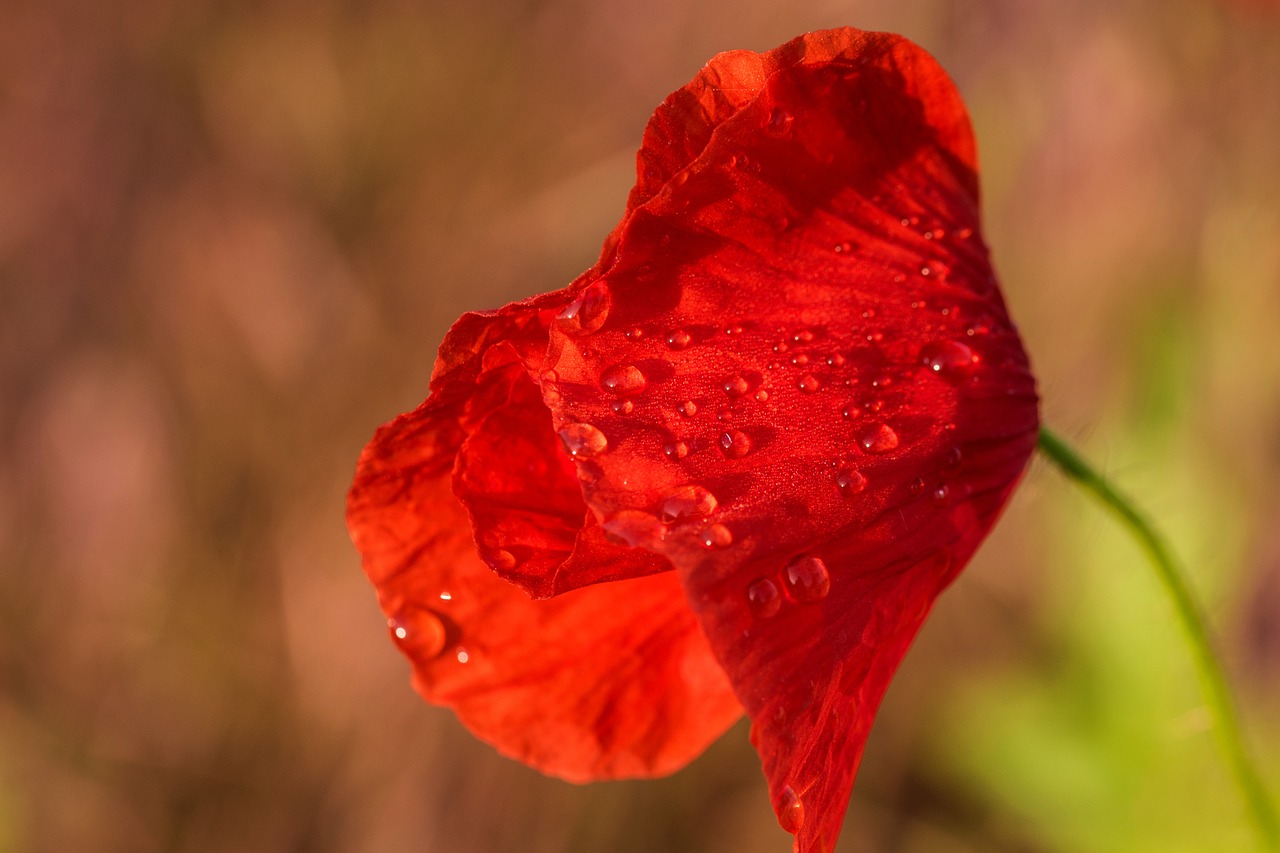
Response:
[834,241,851,254]
[783,556,830,603]
[791,353,810,366]
[700,523,733,549]
[455,648,470,664]
[931,483,951,505]
[766,107,794,135]
[555,280,611,335]
[666,329,692,350]
[660,485,718,522]
[746,578,782,619]
[719,429,751,458]
[601,364,647,396]
[603,510,667,547]
[910,477,926,495]
[827,353,846,367]
[663,440,688,460]
[625,326,645,340]
[559,423,607,458]
[836,468,867,496]
[797,374,821,393]
[754,389,770,402]
[389,607,448,660]
[723,375,750,398]
[859,423,899,454]
[778,786,805,833]
[611,399,634,415]
[678,400,698,417]
[792,329,814,344]
[481,547,518,571]
[921,340,977,383]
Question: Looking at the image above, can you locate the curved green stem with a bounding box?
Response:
[1037,427,1278,851]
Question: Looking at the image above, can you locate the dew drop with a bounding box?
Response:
[861,308,876,320]
[859,422,899,454]
[601,364,647,396]
[783,555,831,603]
[723,375,750,398]
[481,547,518,571]
[725,324,744,336]
[719,429,751,458]
[797,374,821,393]
[791,353,810,366]
[665,329,692,350]
[603,510,667,547]
[455,648,470,664]
[700,523,734,549]
[754,389,770,402]
[663,440,689,460]
[746,577,782,619]
[773,340,790,353]
[611,399,634,415]
[834,241,851,254]
[931,483,951,505]
[678,400,698,418]
[717,407,733,422]
[766,107,794,135]
[625,326,645,340]
[827,353,846,367]
[778,786,806,833]
[389,608,448,660]
[555,280,611,335]
[559,423,607,458]
[792,329,815,344]
[660,485,718,522]
[910,477,926,495]
[921,264,933,276]
[836,468,867,496]
[920,340,977,383]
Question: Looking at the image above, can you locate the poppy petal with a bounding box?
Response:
[348,307,742,779]
[541,28,1038,850]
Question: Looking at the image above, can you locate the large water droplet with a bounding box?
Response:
[778,786,805,833]
[389,607,448,660]
[859,423,899,454]
[836,468,867,496]
[723,375,750,398]
[746,577,782,619]
[719,429,751,458]
[665,329,692,350]
[555,280,611,335]
[660,485,718,522]
[603,510,667,547]
[481,547,518,571]
[783,555,830,603]
[920,340,977,383]
[559,423,607,458]
[797,374,821,393]
[601,364,647,396]
[700,523,733,549]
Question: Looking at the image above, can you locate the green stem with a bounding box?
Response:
[1037,426,1279,851]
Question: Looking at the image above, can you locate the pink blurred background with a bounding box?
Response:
[3,1,1279,851]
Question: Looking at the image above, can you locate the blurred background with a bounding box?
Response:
[2,0,1278,850]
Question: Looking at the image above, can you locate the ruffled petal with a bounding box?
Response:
[541,28,1038,851]
[348,306,742,779]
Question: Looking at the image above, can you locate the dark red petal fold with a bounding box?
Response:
[537,29,1038,851]
[348,306,741,779]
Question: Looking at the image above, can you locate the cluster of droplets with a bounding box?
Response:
[744,554,832,620]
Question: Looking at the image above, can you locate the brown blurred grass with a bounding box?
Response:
[2,1,1278,851]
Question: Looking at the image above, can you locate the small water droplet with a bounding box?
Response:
[601,364,647,396]
[481,547,517,571]
[754,389,770,402]
[836,468,867,496]
[723,375,750,398]
[665,329,692,350]
[859,422,899,454]
[555,280,611,335]
[663,440,689,460]
[725,324,744,336]
[719,429,751,458]
[700,523,733,549]
[455,648,470,664]
[438,591,453,601]
[625,326,645,340]
[774,340,790,353]
[791,353,810,366]
[603,510,667,546]
[746,577,782,619]
[797,374,821,393]
[931,483,950,505]
[943,446,963,470]
[834,241,851,254]
[611,399,635,415]
[861,308,876,319]
[827,353,846,367]
[389,607,448,660]
[863,399,883,413]
[783,556,830,603]
[920,340,977,383]
[866,331,884,343]
[792,329,814,344]
[766,107,793,135]
[921,264,933,276]
[910,477,926,495]
[778,786,805,833]
[717,407,734,422]
[678,400,698,417]
[559,423,607,458]
[660,485,718,522]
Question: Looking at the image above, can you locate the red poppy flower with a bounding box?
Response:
[348,26,1038,853]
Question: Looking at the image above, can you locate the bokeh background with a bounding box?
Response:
[3,0,1279,850]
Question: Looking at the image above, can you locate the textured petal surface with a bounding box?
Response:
[540,29,1039,851]
[348,306,741,780]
